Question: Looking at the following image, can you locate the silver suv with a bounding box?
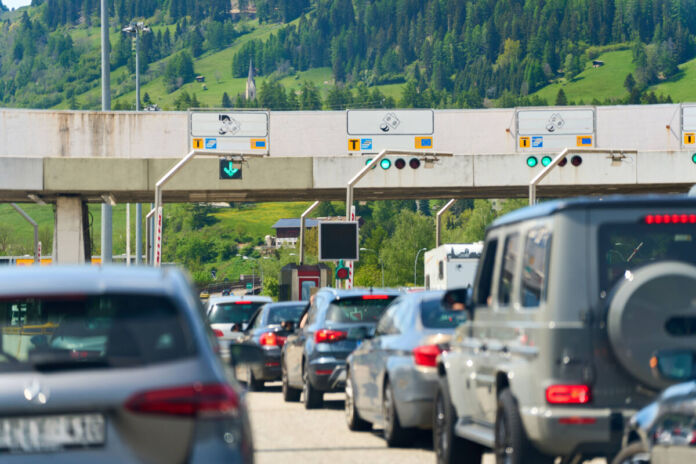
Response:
[434,196,696,464]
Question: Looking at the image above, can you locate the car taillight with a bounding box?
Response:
[213,329,224,337]
[314,329,347,343]
[413,344,443,367]
[546,385,591,404]
[688,430,696,445]
[235,301,252,304]
[259,332,286,347]
[644,214,696,224]
[125,383,240,417]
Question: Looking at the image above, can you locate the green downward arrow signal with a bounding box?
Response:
[223,162,239,178]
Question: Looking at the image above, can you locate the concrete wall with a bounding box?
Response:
[0,104,689,159]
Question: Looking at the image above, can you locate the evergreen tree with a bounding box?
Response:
[221,92,232,108]
[555,88,568,105]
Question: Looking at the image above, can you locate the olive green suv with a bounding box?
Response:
[433,196,696,464]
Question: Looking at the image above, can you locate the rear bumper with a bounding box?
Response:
[252,349,282,381]
[391,366,439,429]
[520,406,634,457]
[307,357,346,392]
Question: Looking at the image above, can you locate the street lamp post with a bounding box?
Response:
[123,21,150,265]
[414,248,427,287]
[360,247,384,287]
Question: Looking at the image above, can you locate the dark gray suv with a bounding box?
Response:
[434,196,696,464]
[281,288,401,409]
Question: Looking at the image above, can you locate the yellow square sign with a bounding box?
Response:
[685,133,695,145]
[415,136,433,149]
[576,135,593,146]
[519,137,530,148]
[348,139,360,151]
[192,138,204,149]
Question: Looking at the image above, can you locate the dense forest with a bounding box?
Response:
[0,0,693,109]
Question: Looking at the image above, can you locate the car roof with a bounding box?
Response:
[208,295,273,304]
[0,265,185,297]
[315,287,403,300]
[490,195,696,230]
[263,301,308,308]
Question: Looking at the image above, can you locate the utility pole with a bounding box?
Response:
[100,0,112,264]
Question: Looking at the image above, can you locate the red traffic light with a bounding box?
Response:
[571,155,583,166]
[409,158,421,169]
[336,267,349,280]
[559,157,568,167]
[394,158,406,169]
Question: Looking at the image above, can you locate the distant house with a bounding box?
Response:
[271,216,364,248]
[272,219,319,248]
[195,75,205,82]
[592,60,605,68]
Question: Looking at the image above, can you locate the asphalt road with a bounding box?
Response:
[246,383,607,464]
[246,382,489,464]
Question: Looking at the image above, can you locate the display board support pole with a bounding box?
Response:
[436,199,456,248]
[299,201,320,265]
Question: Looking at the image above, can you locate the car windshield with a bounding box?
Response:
[267,305,306,326]
[421,298,468,329]
[208,301,265,324]
[599,222,696,293]
[326,296,397,323]
[0,294,196,371]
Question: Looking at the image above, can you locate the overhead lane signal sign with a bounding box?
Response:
[219,159,242,179]
[415,136,433,149]
[519,137,530,148]
[576,135,593,146]
[685,133,695,145]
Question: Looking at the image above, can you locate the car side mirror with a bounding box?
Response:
[651,349,696,382]
[229,342,264,369]
[280,320,295,332]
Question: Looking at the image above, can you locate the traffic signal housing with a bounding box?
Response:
[335,260,350,280]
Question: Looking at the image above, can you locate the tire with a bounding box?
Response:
[246,366,264,392]
[345,369,371,431]
[610,442,650,464]
[495,389,552,464]
[382,379,412,447]
[433,378,483,464]
[282,358,301,402]
[302,361,323,409]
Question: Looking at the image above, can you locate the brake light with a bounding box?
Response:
[314,329,347,343]
[125,383,240,417]
[546,385,591,404]
[413,344,443,367]
[558,417,596,425]
[362,295,389,300]
[644,214,696,224]
[235,301,252,305]
[259,332,286,347]
[213,329,224,337]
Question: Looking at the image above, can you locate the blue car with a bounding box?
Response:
[281,288,401,409]
[234,301,307,391]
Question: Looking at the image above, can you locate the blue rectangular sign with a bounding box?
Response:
[254,140,266,148]
[361,138,373,150]
[205,138,217,149]
[532,136,543,148]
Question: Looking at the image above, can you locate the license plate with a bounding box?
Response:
[0,413,105,453]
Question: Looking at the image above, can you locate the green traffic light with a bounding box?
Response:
[526,156,538,167]
[365,158,373,165]
[541,156,552,167]
[692,153,696,164]
[380,158,392,170]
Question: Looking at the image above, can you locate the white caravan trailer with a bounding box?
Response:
[424,243,483,290]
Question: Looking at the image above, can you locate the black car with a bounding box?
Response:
[281,288,401,409]
[613,349,696,464]
[234,301,307,391]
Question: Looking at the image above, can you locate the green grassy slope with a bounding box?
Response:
[649,57,696,101]
[0,201,310,257]
[533,50,634,103]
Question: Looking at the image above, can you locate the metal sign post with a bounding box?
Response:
[153,207,163,266]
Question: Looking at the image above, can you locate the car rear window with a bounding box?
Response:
[421,298,468,329]
[267,305,306,326]
[0,294,196,371]
[599,222,696,293]
[325,296,397,323]
[208,302,265,324]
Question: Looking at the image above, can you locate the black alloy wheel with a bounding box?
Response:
[344,369,371,431]
[433,379,482,464]
[281,358,301,402]
[302,361,323,409]
[246,365,264,392]
[382,380,412,447]
[494,389,552,464]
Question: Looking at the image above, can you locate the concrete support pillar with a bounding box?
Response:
[53,196,86,264]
